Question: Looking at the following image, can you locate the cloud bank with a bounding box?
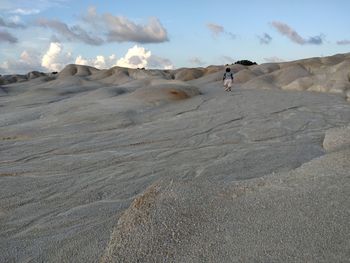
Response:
[271,21,324,45]
[37,18,104,46]
[85,6,169,44]
[36,7,169,45]
[104,16,169,44]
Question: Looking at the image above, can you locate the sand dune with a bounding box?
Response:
[0,53,350,262]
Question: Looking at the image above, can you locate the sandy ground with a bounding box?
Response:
[0,53,350,262]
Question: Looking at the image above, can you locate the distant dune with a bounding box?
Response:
[0,53,349,262]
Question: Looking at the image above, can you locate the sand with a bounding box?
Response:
[0,53,350,262]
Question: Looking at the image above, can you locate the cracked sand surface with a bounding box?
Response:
[1,53,350,262]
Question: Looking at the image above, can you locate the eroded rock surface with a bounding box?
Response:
[1,53,350,262]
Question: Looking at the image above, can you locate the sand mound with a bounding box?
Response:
[241,75,278,90]
[233,69,259,83]
[271,64,311,86]
[128,68,173,80]
[205,65,224,74]
[174,66,222,81]
[84,86,128,99]
[47,65,184,87]
[281,76,313,91]
[320,53,348,65]
[174,68,206,81]
[131,86,195,102]
[26,71,45,80]
[58,64,99,78]
[129,80,200,104]
[89,67,132,85]
[280,59,350,98]
[251,63,280,75]
[240,64,310,89]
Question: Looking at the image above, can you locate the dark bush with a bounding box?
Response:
[234,60,257,66]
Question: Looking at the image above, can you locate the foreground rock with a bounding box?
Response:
[102,146,350,262]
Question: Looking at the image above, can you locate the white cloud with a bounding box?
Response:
[41,42,62,71]
[116,45,151,68]
[1,43,172,74]
[1,0,69,13]
[75,54,117,69]
[1,42,73,74]
[94,56,107,69]
[10,8,40,15]
[75,45,173,70]
[41,42,72,71]
[74,55,88,65]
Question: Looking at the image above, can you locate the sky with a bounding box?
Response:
[0,0,349,74]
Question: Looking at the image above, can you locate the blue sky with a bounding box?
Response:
[0,0,349,73]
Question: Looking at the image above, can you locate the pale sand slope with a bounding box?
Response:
[0,53,349,262]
